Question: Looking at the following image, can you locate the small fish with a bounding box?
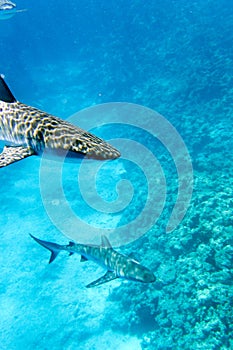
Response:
[0,1,26,20]
[30,234,156,288]
[0,75,120,167]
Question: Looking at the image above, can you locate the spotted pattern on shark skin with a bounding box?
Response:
[0,76,120,167]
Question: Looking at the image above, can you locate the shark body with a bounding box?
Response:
[0,75,120,167]
[30,234,156,288]
[0,0,26,20]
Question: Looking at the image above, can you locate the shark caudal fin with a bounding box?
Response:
[29,234,62,263]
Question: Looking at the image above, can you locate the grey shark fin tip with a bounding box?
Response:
[0,75,16,103]
[48,251,59,264]
[80,255,88,262]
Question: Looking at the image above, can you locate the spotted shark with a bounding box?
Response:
[0,1,26,20]
[30,234,156,288]
[0,75,120,167]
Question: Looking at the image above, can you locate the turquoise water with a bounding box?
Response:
[0,1,233,349]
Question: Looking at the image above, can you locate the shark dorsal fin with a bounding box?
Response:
[101,235,112,248]
[0,75,16,103]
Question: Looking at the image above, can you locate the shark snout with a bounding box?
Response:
[87,145,121,160]
[126,263,156,283]
[142,270,156,283]
[133,266,156,283]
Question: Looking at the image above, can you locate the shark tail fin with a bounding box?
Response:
[29,234,62,263]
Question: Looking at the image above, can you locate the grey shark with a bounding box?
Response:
[30,234,156,288]
[0,1,26,20]
[0,75,120,167]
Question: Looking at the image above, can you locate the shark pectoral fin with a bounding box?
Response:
[80,255,88,262]
[0,146,34,167]
[86,271,118,288]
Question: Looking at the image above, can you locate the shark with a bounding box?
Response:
[0,1,26,20]
[30,234,156,288]
[0,75,120,167]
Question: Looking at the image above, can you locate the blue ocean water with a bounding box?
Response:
[0,0,233,349]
